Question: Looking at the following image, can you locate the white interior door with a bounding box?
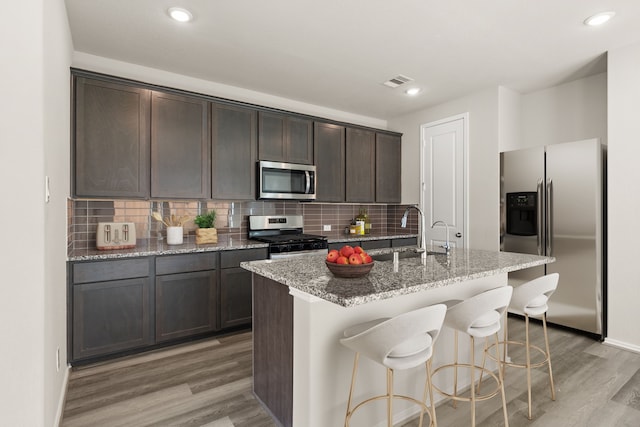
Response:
[421,115,467,249]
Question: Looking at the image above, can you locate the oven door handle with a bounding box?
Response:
[305,171,311,194]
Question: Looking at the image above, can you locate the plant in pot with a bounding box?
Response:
[194,210,218,244]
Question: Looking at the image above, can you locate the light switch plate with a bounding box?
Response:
[323,225,331,231]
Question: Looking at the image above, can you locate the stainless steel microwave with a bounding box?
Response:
[258,160,316,200]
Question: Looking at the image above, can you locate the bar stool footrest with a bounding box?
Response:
[432,363,501,402]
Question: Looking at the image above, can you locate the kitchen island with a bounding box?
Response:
[241,248,553,427]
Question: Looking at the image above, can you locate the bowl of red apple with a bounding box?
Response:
[325,245,374,278]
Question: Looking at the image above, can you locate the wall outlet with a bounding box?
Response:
[323,225,331,231]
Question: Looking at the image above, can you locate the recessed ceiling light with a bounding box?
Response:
[168,7,193,23]
[405,88,422,96]
[584,11,615,26]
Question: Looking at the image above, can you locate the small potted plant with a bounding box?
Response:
[194,210,217,244]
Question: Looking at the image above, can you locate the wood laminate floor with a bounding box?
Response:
[62,318,640,427]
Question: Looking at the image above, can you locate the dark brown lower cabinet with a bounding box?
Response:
[155,270,218,342]
[219,248,269,328]
[72,277,153,361]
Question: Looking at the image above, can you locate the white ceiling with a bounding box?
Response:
[64,0,640,120]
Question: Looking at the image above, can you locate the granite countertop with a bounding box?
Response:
[67,232,418,261]
[241,248,555,308]
[67,235,269,261]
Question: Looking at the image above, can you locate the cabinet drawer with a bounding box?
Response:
[220,248,268,269]
[156,252,217,275]
[72,258,150,284]
[392,237,418,247]
[361,240,391,250]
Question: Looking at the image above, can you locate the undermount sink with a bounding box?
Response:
[371,250,445,262]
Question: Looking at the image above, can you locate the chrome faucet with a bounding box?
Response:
[401,205,427,260]
[431,220,451,255]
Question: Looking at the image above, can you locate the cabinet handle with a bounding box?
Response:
[455,232,462,238]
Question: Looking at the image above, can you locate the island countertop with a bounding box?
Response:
[241,247,554,307]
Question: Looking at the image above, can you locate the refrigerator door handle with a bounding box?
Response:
[546,178,553,256]
[537,179,543,256]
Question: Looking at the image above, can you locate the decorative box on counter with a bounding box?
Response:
[195,228,218,244]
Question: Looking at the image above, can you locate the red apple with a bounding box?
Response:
[353,246,364,254]
[336,256,349,265]
[359,253,368,263]
[326,249,340,263]
[340,245,355,258]
[348,254,363,265]
[363,254,373,264]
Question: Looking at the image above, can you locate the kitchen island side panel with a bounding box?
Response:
[252,274,293,427]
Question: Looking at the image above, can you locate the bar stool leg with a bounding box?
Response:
[503,312,508,377]
[427,358,437,427]
[525,314,533,420]
[453,330,459,408]
[344,353,360,427]
[495,332,510,427]
[420,359,436,427]
[542,313,556,401]
[470,336,476,427]
[387,368,394,427]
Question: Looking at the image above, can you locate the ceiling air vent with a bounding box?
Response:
[382,74,414,88]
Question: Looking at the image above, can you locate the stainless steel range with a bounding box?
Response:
[248,215,328,259]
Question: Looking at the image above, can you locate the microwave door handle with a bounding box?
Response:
[537,179,543,255]
[305,171,311,194]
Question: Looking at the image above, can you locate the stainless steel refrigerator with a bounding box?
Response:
[500,139,606,338]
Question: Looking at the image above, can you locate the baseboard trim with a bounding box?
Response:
[54,365,70,427]
[603,338,640,354]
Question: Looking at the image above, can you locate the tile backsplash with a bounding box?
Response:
[67,199,419,252]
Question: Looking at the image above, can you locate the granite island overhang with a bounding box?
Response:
[241,248,554,427]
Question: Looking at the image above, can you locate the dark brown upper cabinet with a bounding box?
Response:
[314,122,346,202]
[150,91,210,199]
[211,103,257,200]
[345,127,375,202]
[74,77,150,198]
[258,111,313,165]
[375,133,402,203]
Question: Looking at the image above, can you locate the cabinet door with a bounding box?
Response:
[258,111,286,162]
[150,91,210,199]
[314,122,345,201]
[74,77,150,198]
[376,133,402,203]
[156,270,217,342]
[220,267,253,328]
[287,116,313,165]
[346,128,375,202]
[258,111,313,164]
[72,277,152,361]
[211,103,257,200]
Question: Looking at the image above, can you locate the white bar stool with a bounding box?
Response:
[432,286,513,427]
[481,273,558,420]
[340,304,447,427]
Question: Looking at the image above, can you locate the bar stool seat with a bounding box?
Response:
[432,286,513,427]
[483,273,558,420]
[340,304,447,427]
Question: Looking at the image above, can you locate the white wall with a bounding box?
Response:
[606,42,640,351]
[513,72,607,151]
[498,87,522,153]
[0,0,46,424]
[0,0,72,425]
[72,52,386,130]
[389,88,500,251]
[44,0,73,424]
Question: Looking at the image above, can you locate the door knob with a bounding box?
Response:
[455,232,462,238]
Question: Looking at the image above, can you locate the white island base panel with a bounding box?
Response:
[290,274,507,427]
